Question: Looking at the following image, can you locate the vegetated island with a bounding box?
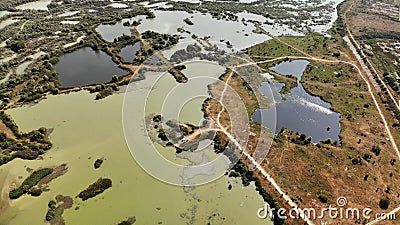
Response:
[117,216,136,225]
[94,157,104,169]
[45,195,73,225]
[9,168,53,199]
[168,64,188,83]
[183,18,194,25]
[0,111,53,167]
[77,178,112,201]
[147,114,209,154]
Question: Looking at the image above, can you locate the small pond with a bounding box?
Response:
[54,47,126,87]
[119,42,141,63]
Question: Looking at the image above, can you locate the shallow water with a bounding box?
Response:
[2,77,272,225]
[95,21,131,42]
[108,3,128,8]
[96,10,271,49]
[58,11,79,17]
[253,60,341,142]
[16,0,51,10]
[0,18,19,30]
[63,35,85,49]
[60,21,79,25]
[0,11,11,18]
[14,52,46,76]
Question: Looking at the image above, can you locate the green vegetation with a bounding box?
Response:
[169,0,337,35]
[248,30,348,61]
[0,0,35,10]
[9,168,53,199]
[379,198,390,210]
[363,40,400,79]
[7,40,26,53]
[46,200,57,221]
[213,131,229,154]
[372,145,381,156]
[183,18,194,25]
[0,111,20,137]
[94,158,104,169]
[230,160,284,225]
[318,195,328,203]
[0,111,52,166]
[179,123,198,136]
[247,39,302,58]
[170,44,202,62]
[117,217,136,225]
[45,195,73,224]
[140,30,179,51]
[272,72,298,95]
[0,2,156,105]
[331,1,346,37]
[77,178,112,201]
[167,65,188,83]
[93,84,119,100]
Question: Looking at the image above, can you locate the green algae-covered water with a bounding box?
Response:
[0,68,272,224]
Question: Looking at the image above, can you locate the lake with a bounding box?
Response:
[1,77,272,225]
[54,47,127,87]
[96,10,271,50]
[253,60,341,142]
[119,42,141,63]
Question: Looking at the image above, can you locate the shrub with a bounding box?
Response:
[77,178,112,201]
[318,195,328,203]
[9,168,53,199]
[372,146,381,156]
[379,198,390,210]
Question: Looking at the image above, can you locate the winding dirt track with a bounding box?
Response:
[225,24,400,224]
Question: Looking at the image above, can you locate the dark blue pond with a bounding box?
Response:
[55,47,126,87]
[119,42,141,63]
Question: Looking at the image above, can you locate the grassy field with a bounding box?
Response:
[364,39,400,79]
[248,31,350,61]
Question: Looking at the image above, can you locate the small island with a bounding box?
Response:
[9,168,53,199]
[117,216,136,225]
[168,65,188,83]
[94,158,104,169]
[45,195,73,225]
[183,18,194,25]
[77,178,112,201]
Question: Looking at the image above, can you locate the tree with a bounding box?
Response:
[0,132,6,142]
[8,41,25,53]
[304,137,312,145]
[318,195,328,203]
[379,198,390,210]
[372,145,381,156]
